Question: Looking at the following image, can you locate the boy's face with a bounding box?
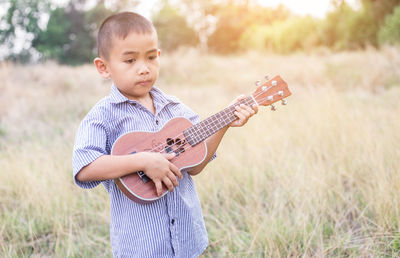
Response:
[97,31,160,101]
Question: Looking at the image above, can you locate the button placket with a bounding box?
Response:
[166,190,178,254]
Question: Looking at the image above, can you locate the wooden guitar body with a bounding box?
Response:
[111,117,207,204]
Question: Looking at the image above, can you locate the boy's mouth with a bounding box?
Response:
[136,79,152,86]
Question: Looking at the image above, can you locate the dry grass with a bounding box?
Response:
[1,47,400,257]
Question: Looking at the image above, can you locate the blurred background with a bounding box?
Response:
[1,0,400,257]
[1,0,400,62]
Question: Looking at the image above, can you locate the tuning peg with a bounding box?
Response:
[255,80,261,86]
[281,99,287,105]
[272,80,277,86]
[271,104,276,111]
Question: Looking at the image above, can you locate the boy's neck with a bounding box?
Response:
[134,93,155,115]
[114,85,156,115]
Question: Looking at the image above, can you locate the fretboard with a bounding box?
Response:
[183,96,256,146]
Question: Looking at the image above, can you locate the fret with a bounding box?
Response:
[184,96,256,146]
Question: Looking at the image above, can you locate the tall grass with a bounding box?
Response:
[1,47,400,257]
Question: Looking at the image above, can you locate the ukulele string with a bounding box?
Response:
[164,88,284,155]
[162,91,285,160]
[141,98,249,155]
[138,86,279,155]
[139,87,279,155]
[146,88,279,156]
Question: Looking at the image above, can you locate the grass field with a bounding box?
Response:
[1,47,400,257]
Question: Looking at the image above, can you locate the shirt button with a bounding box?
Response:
[171,219,175,225]
[155,120,159,125]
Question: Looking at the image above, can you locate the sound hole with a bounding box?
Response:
[164,137,186,156]
[167,138,174,145]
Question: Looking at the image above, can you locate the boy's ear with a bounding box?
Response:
[94,57,111,79]
[157,49,161,57]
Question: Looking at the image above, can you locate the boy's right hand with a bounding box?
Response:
[141,152,182,196]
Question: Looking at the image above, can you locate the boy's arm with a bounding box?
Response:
[188,97,258,175]
[77,152,182,196]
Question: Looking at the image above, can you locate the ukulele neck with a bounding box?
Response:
[183,96,256,146]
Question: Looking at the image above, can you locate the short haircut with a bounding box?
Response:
[97,12,156,60]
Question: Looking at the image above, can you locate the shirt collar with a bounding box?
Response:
[109,83,179,106]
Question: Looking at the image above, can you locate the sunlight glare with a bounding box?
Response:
[258,0,358,18]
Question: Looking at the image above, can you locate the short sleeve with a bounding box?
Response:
[72,115,109,189]
[178,102,200,125]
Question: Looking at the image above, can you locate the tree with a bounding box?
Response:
[0,0,50,62]
[0,0,115,64]
[152,2,199,51]
[361,0,400,23]
[177,0,219,52]
[322,1,379,50]
[207,3,290,54]
[378,5,400,45]
[32,0,113,65]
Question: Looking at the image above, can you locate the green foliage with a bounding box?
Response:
[208,0,400,53]
[240,16,321,53]
[207,4,290,54]
[321,2,376,50]
[2,0,400,63]
[32,1,113,65]
[362,0,400,23]
[85,2,114,29]
[378,6,400,45]
[346,7,379,48]
[0,0,50,62]
[238,24,270,51]
[152,3,199,51]
[32,8,72,62]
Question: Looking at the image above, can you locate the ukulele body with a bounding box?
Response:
[111,117,207,204]
[110,75,291,204]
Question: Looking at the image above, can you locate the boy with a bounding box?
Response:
[72,12,257,257]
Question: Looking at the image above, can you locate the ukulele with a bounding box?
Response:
[111,75,291,203]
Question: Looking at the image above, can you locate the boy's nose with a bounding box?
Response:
[137,63,150,75]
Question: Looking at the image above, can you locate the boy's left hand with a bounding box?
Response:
[230,95,258,127]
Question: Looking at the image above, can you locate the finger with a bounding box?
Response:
[162,177,175,192]
[236,94,246,101]
[234,111,246,124]
[163,153,176,160]
[236,105,251,118]
[154,179,163,197]
[167,171,179,187]
[241,104,255,116]
[169,163,182,179]
[252,104,259,114]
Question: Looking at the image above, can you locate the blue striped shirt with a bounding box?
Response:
[72,84,209,257]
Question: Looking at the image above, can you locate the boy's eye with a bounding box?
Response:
[124,59,135,64]
[148,55,157,60]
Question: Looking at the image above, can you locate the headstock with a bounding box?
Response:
[251,75,291,110]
